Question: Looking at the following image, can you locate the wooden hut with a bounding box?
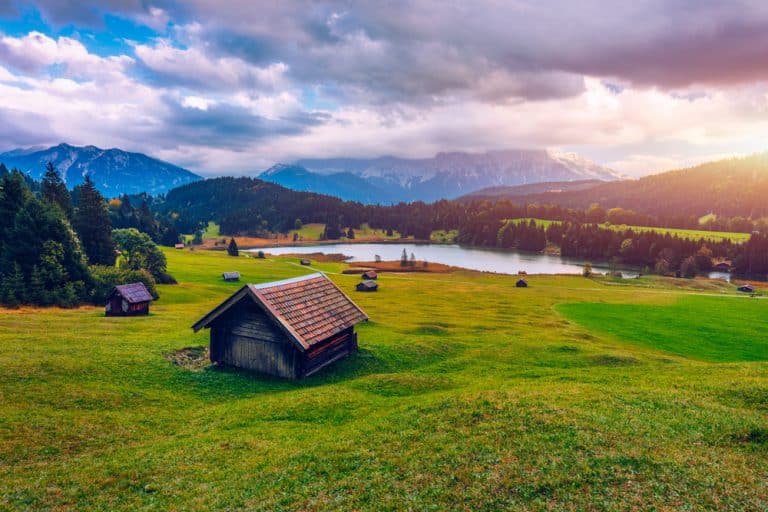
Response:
[222,271,240,282]
[362,270,378,280]
[300,259,311,266]
[713,262,731,272]
[356,280,378,292]
[192,273,368,379]
[106,282,153,316]
[516,278,528,288]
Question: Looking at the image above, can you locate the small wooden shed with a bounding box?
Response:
[362,270,378,280]
[106,282,153,316]
[192,273,368,379]
[223,271,240,282]
[356,280,378,292]
[516,278,528,288]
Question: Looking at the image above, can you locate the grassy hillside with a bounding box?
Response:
[1,250,767,510]
[513,217,750,242]
[500,153,768,218]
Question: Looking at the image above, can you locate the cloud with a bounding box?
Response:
[3,1,768,177]
[133,38,288,92]
[0,31,132,79]
[0,106,52,149]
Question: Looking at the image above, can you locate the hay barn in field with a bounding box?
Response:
[106,282,153,316]
[192,273,368,379]
[222,271,240,282]
[356,280,378,292]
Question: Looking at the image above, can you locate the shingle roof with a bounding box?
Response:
[112,282,153,303]
[192,273,368,350]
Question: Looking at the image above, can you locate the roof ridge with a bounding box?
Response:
[249,272,325,290]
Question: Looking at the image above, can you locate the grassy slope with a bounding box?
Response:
[511,218,749,242]
[1,250,767,510]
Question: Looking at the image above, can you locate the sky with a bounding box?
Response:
[1,1,768,177]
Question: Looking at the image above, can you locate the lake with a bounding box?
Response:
[247,243,645,277]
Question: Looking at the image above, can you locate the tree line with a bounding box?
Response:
[0,163,173,307]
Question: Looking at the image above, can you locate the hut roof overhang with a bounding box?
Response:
[191,273,368,351]
[110,282,153,304]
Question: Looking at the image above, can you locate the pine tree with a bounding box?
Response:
[227,237,239,257]
[0,162,8,177]
[400,248,408,267]
[29,265,45,305]
[41,162,73,219]
[346,227,355,239]
[72,175,116,265]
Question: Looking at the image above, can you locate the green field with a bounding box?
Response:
[2,249,768,510]
[510,217,750,242]
[600,223,751,242]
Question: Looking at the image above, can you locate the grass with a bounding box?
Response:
[510,217,750,242]
[288,223,402,241]
[600,223,751,242]
[2,249,768,510]
[557,296,768,362]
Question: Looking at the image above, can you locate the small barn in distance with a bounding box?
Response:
[106,282,153,316]
[222,271,240,282]
[192,273,368,379]
[174,243,185,249]
[357,280,378,292]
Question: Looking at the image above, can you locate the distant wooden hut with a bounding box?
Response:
[737,284,754,293]
[300,259,311,266]
[222,271,240,282]
[362,270,378,280]
[516,279,528,288]
[106,282,153,316]
[356,280,378,292]
[192,273,368,379]
[174,243,185,249]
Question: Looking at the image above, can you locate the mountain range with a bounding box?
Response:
[260,149,621,203]
[0,143,201,196]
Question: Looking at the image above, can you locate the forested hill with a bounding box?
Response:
[158,176,464,237]
[482,153,768,218]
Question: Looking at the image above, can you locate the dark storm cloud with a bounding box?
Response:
[157,97,326,149]
[15,0,768,103]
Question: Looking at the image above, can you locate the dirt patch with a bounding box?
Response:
[588,354,641,366]
[343,260,457,274]
[270,252,348,263]
[165,346,210,371]
[731,427,768,446]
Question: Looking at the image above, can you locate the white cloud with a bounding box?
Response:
[133,38,288,92]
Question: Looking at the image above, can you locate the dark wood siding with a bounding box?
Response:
[208,300,299,378]
[302,327,358,377]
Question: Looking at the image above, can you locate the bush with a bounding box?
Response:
[90,265,159,304]
[582,262,593,277]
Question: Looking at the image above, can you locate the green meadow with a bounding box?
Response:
[2,249,768,510]
[511,218,750,242]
